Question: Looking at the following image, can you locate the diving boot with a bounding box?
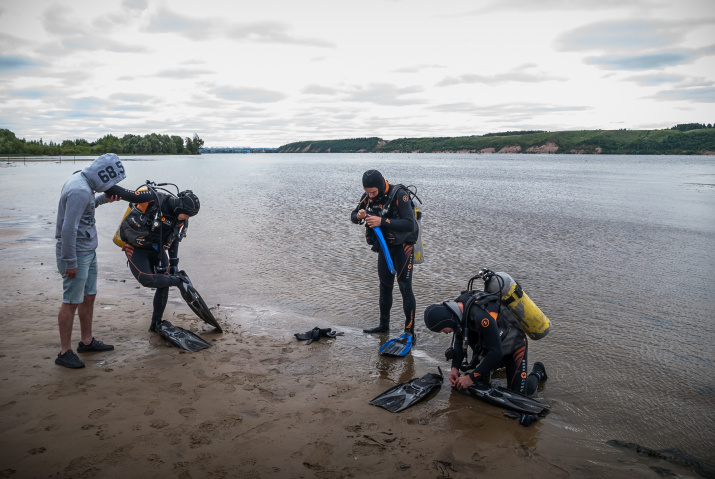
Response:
[530,362,548,382]
[363,320,389,334]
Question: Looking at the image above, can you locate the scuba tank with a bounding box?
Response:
[112,185,151,248]
[412,204,424,264]
[481,269,551,340]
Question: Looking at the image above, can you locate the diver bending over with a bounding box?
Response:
[107,184,200,331]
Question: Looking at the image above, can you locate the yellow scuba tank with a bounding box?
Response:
[484,271,550,340]
[112,185,150,248]
[413,206,424,264]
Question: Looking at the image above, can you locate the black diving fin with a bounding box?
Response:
[369,367,443,412]
[157,320,212,352]
[465,382,549,415]
[379,332,414,357]
[176,271,222,332]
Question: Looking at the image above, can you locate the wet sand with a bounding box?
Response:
[0,225,705,478]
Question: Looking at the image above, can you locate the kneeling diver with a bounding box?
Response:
[423,291,548,425]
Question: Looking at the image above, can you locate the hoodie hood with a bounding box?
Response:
[81,153,126,192]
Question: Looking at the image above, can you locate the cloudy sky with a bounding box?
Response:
[1,0,714,147]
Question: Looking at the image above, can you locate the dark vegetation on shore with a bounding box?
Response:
[0,129,205,156]
[277,124,715,155]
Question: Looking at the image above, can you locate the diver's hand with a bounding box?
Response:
[356,209,367,221]
[449,367,461,387]
[365,215,382,228]
[104,194,120,202]
[454,374,474,390]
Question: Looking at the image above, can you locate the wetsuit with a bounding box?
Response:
[451,298,540,395]
[351,181,418,332]
[109,185,187,330]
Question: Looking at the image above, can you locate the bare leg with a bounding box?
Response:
[58,302,80,354]
[77,294,96,346]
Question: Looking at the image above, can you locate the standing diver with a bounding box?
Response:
[423,291,548,425]
[107,184,201,334]
[351,170,419,355]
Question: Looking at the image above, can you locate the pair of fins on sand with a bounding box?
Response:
[369,367,549,416]
[156,272,222,352]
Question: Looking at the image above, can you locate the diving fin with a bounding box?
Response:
[465,382,549,415]
[157,320,212,352]
[370,367,443,412]
[176,271,222,332]
[379,332,414,357]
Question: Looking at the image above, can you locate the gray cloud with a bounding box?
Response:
[156,68,214,78]
[652,86,715,102]
[557,20,682,51]
[41,4,147,53]
[557,19,715,71]
[302,85,339,95]
[209,86,287,103]
[626,73,686,86]
[145,7,333,47]
[0,56,43,71]
[585,50,696,70]
[429,102,592,121]
[8,89,52,99]
[461,0,661,15]
[437,69,567,87]
[343,83,425,106]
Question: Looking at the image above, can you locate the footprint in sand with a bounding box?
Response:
[28,447,46,455]
[144,400,160,416]
[179,407,197,418]
[88,408,109,419]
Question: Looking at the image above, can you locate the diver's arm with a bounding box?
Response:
[168,239,180,274]
[351,194,368,224]
[470,315,503,382]
[104,184,156,203]
[381,188,416,232]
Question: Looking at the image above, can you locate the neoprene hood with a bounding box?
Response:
[362,169,386,196]
[424,303,460,332]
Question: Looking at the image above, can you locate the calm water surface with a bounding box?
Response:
[3,153,714,466]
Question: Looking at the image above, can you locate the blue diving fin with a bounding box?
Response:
[373,226,396,274]
[379,332,414,357]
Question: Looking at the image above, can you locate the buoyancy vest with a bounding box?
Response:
[118,192,185,250]
[453,291,526,358]
[359,184,419,247]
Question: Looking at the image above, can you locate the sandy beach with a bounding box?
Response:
[0,215,706,479]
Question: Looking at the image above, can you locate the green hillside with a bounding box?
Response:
[277,126,715,155]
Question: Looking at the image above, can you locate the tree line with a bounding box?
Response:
[0,129,205,156]
[277,125,715,155]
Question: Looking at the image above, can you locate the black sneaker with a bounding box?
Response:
[77,338,114,353]
[55,349,85,369]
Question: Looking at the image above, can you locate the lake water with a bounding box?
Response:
[3,152,715,469]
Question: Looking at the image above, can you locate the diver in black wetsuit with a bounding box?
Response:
[423,295,547,397]
[105,184,200,331]
[350,170,418,337]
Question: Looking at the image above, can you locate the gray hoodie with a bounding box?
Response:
[55,153,127,269]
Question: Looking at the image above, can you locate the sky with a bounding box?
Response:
[1,0,714,148]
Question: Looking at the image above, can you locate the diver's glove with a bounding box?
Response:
[294,327,344,345]
[169,265,179,275]
[519,414,539,427]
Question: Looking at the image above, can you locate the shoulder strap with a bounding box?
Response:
[380,184,407,216]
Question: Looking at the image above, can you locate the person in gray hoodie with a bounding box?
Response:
[55,153,127,368]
